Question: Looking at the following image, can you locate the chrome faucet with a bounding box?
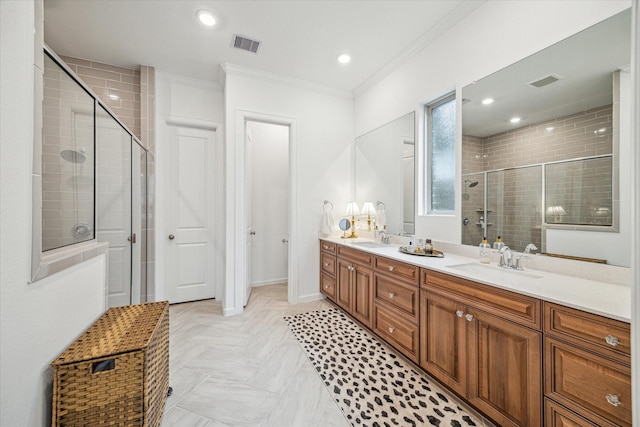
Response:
[524,243,538,254]
[498,246,512,268]
[377,230,390,245]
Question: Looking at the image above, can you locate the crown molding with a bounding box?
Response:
[220,63,353,100]
[159,70,223,93]
[354,1,486,97]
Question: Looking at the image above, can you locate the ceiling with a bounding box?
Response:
[44,0,483,93]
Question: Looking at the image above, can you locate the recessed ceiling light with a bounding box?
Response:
[197,10,216,27]
[337,53,351,64]
[481,98,494,105]
[510,117,521,124]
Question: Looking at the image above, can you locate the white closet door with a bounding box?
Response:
[165,125,216,303]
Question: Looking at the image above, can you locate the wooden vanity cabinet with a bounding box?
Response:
[319,241,337,301]
[544,302,632,427]
[372,256,420,362]
[336,246,374,328]
[420,270,542,427]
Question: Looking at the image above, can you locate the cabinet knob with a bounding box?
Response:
[456,310,464,318]
[388,292,395,299]
[388,266,395,272]
[324,285,329,289]
[388,327,395,333]
[606,394,621,407]
[605,335,620,347]
[324,263,329,267]
[323,245,329,249]
[465,313,474,322]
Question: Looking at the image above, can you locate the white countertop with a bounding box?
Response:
[321,237,631,323]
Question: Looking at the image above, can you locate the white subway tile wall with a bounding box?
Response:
[60,55,141,140]
[42,55,95,251]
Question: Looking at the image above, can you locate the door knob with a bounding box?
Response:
[168,234,175,240]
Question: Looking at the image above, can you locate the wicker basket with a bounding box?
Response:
[51,301,170,427]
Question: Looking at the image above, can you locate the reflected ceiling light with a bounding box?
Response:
[510,117,521,123]
[197,10,216,26]
[337,53,351,64]
[481,98,494,105]
[545,126,554,132]
[108,93,119,100]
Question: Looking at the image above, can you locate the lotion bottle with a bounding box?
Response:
[479,237,491,264]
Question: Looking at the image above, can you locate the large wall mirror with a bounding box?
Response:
[461,9,631,267]
[355,112,415,235]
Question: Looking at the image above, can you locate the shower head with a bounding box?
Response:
[465,180,479,188]
[60,149,86,164]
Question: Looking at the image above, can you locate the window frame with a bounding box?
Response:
[424,92,457,215]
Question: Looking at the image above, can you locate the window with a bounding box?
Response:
[426,94,456,213]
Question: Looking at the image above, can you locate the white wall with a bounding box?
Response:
[248,121,289,286]
[154,72,225,301]
[354,0,631,246]
[222,66,353,314]
[1,1,107,425]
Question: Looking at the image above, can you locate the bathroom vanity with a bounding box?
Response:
[319,238,631,427]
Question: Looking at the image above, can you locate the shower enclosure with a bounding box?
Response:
[42,49,150,307]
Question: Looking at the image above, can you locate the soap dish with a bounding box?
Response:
[398,247,444,257]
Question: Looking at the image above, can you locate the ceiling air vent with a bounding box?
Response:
[232,35,261,54]
[527,74,563,88]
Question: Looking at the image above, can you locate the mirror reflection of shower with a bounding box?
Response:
[60,148,87,164]
[463,179,479,200]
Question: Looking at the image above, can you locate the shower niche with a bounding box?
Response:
[39,50,150,307]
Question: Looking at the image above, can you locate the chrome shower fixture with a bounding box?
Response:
[60,148,87,164]
[465,179,479,188]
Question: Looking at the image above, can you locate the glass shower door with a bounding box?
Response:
[96,105,132,307]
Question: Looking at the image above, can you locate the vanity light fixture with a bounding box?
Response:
[481,98,494,105]
[337,53,351,64]
[510,117,521,124]
[197,10,216,27]
[345,201,360,238]
[362,202,376,231]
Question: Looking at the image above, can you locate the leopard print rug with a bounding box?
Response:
[284,308,483,427]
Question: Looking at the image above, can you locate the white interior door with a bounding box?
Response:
[244,122,253,306]
[165,125,216,303]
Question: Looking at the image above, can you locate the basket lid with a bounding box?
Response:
[51,301,168,366]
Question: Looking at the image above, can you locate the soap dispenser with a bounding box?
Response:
[479,237,491,264]
[493,236,505,251]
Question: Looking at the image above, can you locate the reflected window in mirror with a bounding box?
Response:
[426,93,455,213]
[42,52,95,251]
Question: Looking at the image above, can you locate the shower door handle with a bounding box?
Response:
[127,233,137,244]
[168,234,175,240]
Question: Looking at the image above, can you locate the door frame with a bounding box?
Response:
[229,110,297,314]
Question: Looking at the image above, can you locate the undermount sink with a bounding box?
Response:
[447,262,543,280]
[349,241,387,249]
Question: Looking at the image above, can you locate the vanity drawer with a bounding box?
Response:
[544,398,600,427]
[320,253,336,277]
[544,302,630,363]
[337,246,373,267]
[373,305,418,363]
[545,337,632,427]
[374,256,419,285]
[320,273,336,301]
[374,273,418,321]
[423,270,541,330]
[320,240,337,254]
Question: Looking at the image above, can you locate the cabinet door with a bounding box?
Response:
[419,291,467,396]
[336,258,353,311]
[467,308,542,427]
[351,264,373,328]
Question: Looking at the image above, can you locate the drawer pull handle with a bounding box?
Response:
[606,394,620,407]
[388,292,395,299]
[456,310,464,318]
[388,327,395,333]
[388,266,395,272]
[605,335,620,347]
[465,314,474,322]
